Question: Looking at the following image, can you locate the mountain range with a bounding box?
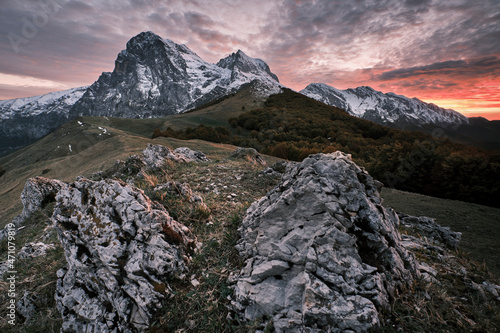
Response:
[1,30,499,156]
[301,83,469,128]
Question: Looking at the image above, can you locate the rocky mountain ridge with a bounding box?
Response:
[0,31,281,156]
[301,83,469,129]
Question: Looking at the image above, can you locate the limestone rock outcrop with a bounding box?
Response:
[173,147,211,163]
[0,177,64,242]
[230,147,267,166]
[17,242,56,259]
[230,152,419,332]
[398,213,462,249]
[143,144,209,169]
[52,177,196,332]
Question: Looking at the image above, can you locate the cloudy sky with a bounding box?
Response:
[1,0,499,119]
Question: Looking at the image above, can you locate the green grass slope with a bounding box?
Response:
[382,188,500,277]
[0,118,244,229]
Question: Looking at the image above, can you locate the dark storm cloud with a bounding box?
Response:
[257,0,500,89]
[376,57,500,81]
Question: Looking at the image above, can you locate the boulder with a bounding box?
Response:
[230,147,267,166]
[398,213,462,249]
[173,147,210,162]
[230,152,419,332]
[53,177,196,332]
[143,144,209,169]
[18,242,56,259]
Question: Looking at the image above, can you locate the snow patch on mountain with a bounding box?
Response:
[0,86,88,120]
[301,83,469,127]
[70,31,282,119]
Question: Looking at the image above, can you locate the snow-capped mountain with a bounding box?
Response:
[0,86,88,156]
[0,31,281,156]
[301,83,469,128]
[0,86,87,120]
[70,31,281,118]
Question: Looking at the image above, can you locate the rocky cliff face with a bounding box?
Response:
[70,31,281,119]
[230,152,419,332]
[0,31,281,156]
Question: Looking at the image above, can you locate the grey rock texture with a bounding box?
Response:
[16,291,37,322]
[19,177,65,220]
[52,177,196,332]
[231,152,419,332]
[143,144,208,169]
[0,177,65,242]
[398,213,462,249]
[95,144,209,183]
[17,242,56,259]
[173,147,210,162]
[230,147,267,166]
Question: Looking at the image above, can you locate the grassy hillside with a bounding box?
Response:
[0,100,499,332]
[1,136,499,332]
[0,83,269,227]
[0,118,250,229]
[155,89,500,208]
[382,188,500,277]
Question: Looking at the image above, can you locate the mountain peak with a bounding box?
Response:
[126,31,163,49]
[217,50,279,83]
[70,32,281,119]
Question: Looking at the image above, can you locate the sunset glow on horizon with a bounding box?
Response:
[1,0,499,120]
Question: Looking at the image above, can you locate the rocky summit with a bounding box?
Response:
[230,152,419,332]
[70,31,281,119]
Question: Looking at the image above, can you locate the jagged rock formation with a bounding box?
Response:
[398,213,462,249]
[70,31,281,119]
[230,152,419,332]
[0,87,88,156]
[230,147,267,166]
[0,31,281,156]
[53,177,196,332]
[143,144,210,169]
[95,144,209,183]
[0,177,64,242]
[301,83,469,129]
[173,147,210,163]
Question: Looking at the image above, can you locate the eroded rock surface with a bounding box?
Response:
[18,242,56,259]
[231,152,419,332]
[230,147,267,166]
[143,144,209,169]
[53,177,195,332]
[173,147,210,162]
[398,213,462,249]
[0,177,64,242]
